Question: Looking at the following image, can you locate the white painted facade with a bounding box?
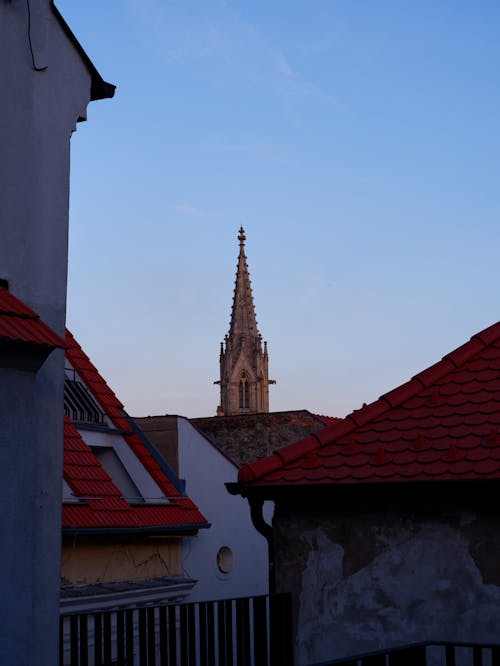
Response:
[0,2,111,664]
[175,418,271,602]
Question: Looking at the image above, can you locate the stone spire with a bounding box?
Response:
[216,228,274,416]
[229,227,259,342]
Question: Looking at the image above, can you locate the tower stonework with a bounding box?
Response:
[217,228,274,416]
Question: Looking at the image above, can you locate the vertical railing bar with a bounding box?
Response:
[236,599,244,666]
[445,644,456,666]
[473,646,483,666]
[226,599,234,666]
[139,607,148,666]
[125,609,135,665]
[179,603,189,666]
[159,605,168,666]
[207,601,216,666]
[492,646,500,666]
[200,602,208,666]
[236,597,251,666]
[79,614,89,666]
[168,605,177,665]
[103,612,112,665]
[115,610,125,666]
[217,601,226,666]
[94,612,103,666]
[147,606,157,666]
[70,614,79,666]
[188,603,197,665]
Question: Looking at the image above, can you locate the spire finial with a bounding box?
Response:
[238,226,246,247]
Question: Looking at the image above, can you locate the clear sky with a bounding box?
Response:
[58,1,500,419]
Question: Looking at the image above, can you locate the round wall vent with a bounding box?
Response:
[216,546,233,574]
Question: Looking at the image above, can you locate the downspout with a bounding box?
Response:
[248,496,276,594]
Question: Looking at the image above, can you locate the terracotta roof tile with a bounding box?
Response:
[0,289,65,349]
[63,331,208,531]
[316,414,342,425]
[238,321,500,488]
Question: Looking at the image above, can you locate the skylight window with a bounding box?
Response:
[64,373,106,426]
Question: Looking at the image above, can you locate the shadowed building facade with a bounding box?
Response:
[217,228,275,416]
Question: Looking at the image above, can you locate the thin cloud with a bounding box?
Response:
[126,0,341,106]
[174,204,205,218]
[199,137,293,165]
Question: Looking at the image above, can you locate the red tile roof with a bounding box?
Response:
[0,288,65,349]
[316,414,342,425]
[239,321,500,487]
[63,330,208,531]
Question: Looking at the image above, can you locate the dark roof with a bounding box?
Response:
[52,3,115,101]
[315,414,342,425]
[238,322,500,487]
[0,287,65,349]
[191,410,331,467]
[63,330,208,532]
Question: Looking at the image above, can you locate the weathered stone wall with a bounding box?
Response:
[191,410,327,467]
[274,496,500,666]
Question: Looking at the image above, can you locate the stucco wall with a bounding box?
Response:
[61,536,182,585]
[177,418,270,602]
[0,2,94,663]
[274,496,500,666]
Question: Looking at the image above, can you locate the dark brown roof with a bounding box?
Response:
[191,410,331,467]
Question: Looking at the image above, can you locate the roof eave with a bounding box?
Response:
[228,476,500,502]
[51,3,116,101]
[62,522,210,537]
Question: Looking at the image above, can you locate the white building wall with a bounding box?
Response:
[176,418,270,602]
[0,2,95,663]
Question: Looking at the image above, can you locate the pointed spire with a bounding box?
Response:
[228,227,259,343]
[217,227,274,415]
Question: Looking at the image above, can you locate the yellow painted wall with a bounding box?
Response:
[61,536,183,585]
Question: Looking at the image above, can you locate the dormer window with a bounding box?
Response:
[64,368,106,426]
[239,373,249,409]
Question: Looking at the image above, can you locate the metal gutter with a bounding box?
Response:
[62,522,209,536]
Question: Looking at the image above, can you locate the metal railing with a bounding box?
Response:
[309,641,500,666]
[60,592,293,666]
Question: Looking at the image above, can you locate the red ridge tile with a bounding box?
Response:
[415,359,455,389]
[383,379,423,408]
[473,322,500,347]
[349,398,391,428]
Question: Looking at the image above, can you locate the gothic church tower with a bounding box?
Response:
[217,228,274,415]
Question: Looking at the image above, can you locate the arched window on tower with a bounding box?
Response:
[239,373,249,409]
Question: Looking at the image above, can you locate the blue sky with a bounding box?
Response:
[59,1,500,419]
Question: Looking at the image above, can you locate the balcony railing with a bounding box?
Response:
[309,641,500,666]
[60,592,293,666]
